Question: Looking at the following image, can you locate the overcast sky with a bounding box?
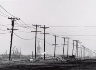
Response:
[0,0,96,56]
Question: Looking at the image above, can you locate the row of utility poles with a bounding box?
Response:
[8,17,50,60]
[8,17,96,61]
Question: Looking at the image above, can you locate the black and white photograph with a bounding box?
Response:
[0,0,96,70]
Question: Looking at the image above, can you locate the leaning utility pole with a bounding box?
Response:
[31,24,41,59]
[40,25,49,60]
[52,35,58,57]
[8,17,20,61]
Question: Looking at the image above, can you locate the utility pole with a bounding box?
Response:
[31,24,41,59]
[40,25,49,60]
[8,17,20,61]
[66,37,69,58]
[74,40,79,58]
[52,35,58,57]
[72,40,75,56]
[62,37,66,57]
[79,41,82,58]
[80,45,82,58]
[76,40,79,58]
[32,51,33,59]
[20,47,21,59]
[94,50,96,58]
[82,45,85,59]
[86,48,89,58]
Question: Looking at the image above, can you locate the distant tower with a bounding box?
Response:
[37,40,42,55]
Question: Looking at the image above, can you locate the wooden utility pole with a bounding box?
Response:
[73,40,79,58]
[8,17,20,61]
[32,51,33,59]
[79,41,82,58]
[82,45,85,58]
[76,40,79,58]
[81,47,82,58]
[62,37,66,57]
[52,35,58,57]
[20,47,21,59]
[66,37,69,58]
[31,24,41,59]
[72,40,75,56]
[40,25,49,60]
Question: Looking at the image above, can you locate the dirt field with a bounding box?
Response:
[0,60,96,70]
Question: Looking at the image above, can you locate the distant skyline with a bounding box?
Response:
[0,0,96,55]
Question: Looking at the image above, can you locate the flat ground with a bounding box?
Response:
[0,59,96,70]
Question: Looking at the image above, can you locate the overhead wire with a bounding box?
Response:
[0,24,10,27]
[49,25,96,28]
[37,37,53,46]
[0,32,8,34]
[15,21,35,30]
[0,4,94,52]
[15,22,34,30]
[61,35,96,36]
[0,13,8,17]
[0,4,35,30]
[17,30,32,33]
[0,29,7,31]
[13,32,35,40]
[0,10,10,17]
[37,37,63,47]
[0,4,15,17]
[19,19,35,29]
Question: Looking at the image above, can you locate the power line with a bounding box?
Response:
[17,30,32,33]
[15,22,30,28]
[15,21,35,29]
[0,10,10,17]
[0,4,15,17]
[19,19,35,29]
[0,13,8,17]
[58,28,93,34]
[0,24,10,27]
[0,32,8,34]
[13,32,35,40]
[37,38,53,46]
[61,35,96,36]
[49,26,96,28]
[0,4,35,30]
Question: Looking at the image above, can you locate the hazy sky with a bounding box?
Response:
[0,0,96,56]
